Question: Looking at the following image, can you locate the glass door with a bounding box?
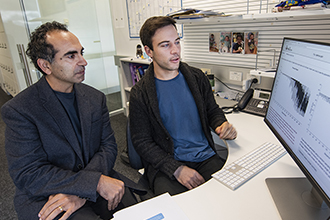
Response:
[21,0,122,113]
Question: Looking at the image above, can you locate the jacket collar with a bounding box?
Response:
[36,76,89,164]
[144,62,163,128]
[75,84,92,164]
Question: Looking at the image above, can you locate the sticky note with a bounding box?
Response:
[146,213,164,220]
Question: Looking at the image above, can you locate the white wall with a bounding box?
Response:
[109,1,330,95]
[0,0,36,96]
[109,0,185,59]
[109,0,138,57]
[0,0,120,95]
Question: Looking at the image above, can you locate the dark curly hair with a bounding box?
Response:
[139,16,177,51]
[26,21,68,75]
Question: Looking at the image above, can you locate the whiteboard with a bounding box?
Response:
[126,0,182,38]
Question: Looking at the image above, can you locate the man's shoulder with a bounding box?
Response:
[5,81,39,103]
[1,82,40,117]
[76,83,100,92]
[130,71,152,93]
[180,62,204,77]
[74,83,107,108]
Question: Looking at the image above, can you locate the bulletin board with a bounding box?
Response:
[126,0,182,38]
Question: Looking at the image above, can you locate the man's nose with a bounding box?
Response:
[171,44,180,54]
[79,55,88,66]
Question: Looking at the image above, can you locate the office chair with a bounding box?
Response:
[126,118,155,201]
[126,119,144,170]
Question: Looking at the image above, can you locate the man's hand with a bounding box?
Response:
[173,165,205,190]
[215,121,237,140]
[38,194,86,220]
[97,175,125,211]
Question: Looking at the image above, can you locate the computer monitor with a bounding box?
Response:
[264,38,330,220]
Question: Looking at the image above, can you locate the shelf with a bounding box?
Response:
[119,57,150,116]
[175,14,243,24]
[175,8,330,24]
[243,8,330,20]
[120,57,151,65]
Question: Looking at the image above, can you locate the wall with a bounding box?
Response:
[181,11,330,91]
[109,0,138,57]
[0,0,35,96]
[110,1,330,95]
[25,0,119,93]
[109,0,186,59]
[0,0,120,96]
[182,0,277,15]
[108,0,281,59]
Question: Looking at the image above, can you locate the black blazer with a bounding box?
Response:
[2,76,117,219]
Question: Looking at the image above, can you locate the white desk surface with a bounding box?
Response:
[172,99,305,220]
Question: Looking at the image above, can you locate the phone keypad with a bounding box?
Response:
[243,99,269,116]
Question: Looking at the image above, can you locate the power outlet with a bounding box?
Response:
[248,74,261,84]
[229,71,243,81]
[253,75,261,84]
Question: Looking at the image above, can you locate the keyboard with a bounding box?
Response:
[212,142,287,190]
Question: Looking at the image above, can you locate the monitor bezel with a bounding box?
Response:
[264,37,330,208]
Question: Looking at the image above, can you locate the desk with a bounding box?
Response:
[172,98,304,220]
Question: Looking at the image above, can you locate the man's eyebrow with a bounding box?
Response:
[157,40,169,46]
[63,47,84,57]
[157,38,180,46]
[63,50,78,57]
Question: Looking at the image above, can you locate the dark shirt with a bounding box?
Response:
[55,89,82,148]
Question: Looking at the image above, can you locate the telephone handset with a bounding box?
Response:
[236,89,271,116]
[222,78,269,116]
[236,88,254,110]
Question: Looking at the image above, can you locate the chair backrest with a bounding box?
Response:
[126,119,144,170]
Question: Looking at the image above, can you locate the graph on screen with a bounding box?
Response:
[307,85,330,150]
[290,78,310,117]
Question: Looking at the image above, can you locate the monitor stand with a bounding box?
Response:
[266,177,330,220]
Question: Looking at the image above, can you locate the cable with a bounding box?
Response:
[214,76,245,94]
[220,77,259,114]
[249,78,259,87]
[221,106,236,114]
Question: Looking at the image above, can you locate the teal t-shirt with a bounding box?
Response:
[155,71,215,162]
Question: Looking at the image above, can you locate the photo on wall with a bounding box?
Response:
[220,32,232,53]
[245,32,258,54]
[232,32,244,54]
[209,32,220,52]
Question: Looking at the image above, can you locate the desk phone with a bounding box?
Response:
[241,89,270,117]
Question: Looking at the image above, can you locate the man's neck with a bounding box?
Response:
[153,65,179,81]
[45,76,74,93]
[154,70,179,81]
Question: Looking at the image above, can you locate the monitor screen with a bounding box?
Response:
[264,38,330,219]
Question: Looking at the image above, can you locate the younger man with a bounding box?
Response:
[129,16,237,196]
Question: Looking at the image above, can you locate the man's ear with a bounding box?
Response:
[37,58,52,75]
[144,45,153,58]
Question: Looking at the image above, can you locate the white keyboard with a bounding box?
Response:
[212,142,287,190]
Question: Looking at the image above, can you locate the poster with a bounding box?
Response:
[245,32,258,54]
[232,32,244,54]
[126,0,182,38]
[220,32,232,53]
[209,32,220,52]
